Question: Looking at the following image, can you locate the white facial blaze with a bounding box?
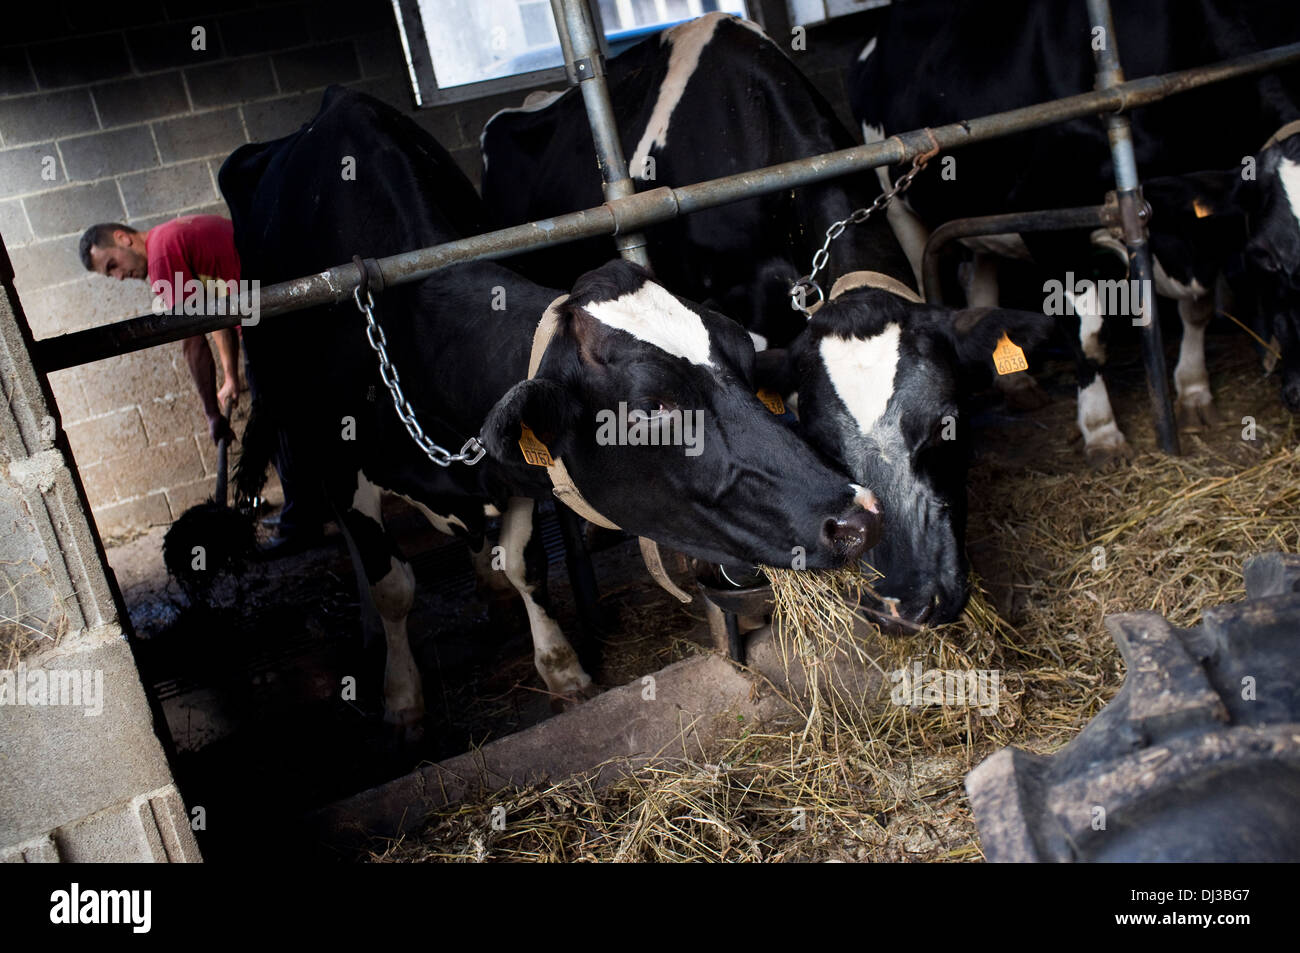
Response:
[585,280,714,366]
[629,14,725,181]
[1277,157,1300,230]
[820,324,902,436]
[858,36,878,62]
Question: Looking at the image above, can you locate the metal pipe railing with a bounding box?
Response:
[553,0,650,266]
[921,203,1121,305]
[32,38,1300,374]
[1088,0,1180,455]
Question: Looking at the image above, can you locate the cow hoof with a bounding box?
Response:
[1085,437,1134,470]
[384,708,425,745]
[549,682,601,714]
[1176,391,1218,430]
[999,374,1051,411]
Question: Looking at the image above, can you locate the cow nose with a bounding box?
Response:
[1283,378,1300,413]
[822,507,882,561]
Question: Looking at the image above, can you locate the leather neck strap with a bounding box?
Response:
[1263,119,1300,150]
[527,295,620,531]
[527,295,693,604]
[827,269,925,304]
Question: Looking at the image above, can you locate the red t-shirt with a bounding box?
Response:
[146,215,242,311]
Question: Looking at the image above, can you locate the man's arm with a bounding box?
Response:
[213,327,241,410]
[182,335,234,444]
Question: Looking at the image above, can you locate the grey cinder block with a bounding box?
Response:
[92,72,190,128]
[152,108,245,163]
[24,181,125,239]
[118,160,216,219]
[0,89,100,146]
[185,57,276,109]
[273,42,360,92]
[60,126,159,182]
[27,35,132,89]
[127,20,225,73]
[0,143,59,199]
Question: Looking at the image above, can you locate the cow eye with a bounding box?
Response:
[630,397,677,419]
[1247,242,1280,274]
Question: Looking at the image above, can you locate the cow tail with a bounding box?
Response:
[233,398,275,509]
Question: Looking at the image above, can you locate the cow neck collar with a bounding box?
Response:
[803,270,924,315]
[526,295,694,605]
[527,294,620,531]
[826,270,924,304]
[1263,119,1300,150]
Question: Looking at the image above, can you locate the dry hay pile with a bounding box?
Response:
[372,348,1299,863]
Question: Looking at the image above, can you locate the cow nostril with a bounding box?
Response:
[823,508,882,560]
[1283,381,1300,413]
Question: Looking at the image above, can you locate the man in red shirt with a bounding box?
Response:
[79,216,240,443]
[80,215,325,550]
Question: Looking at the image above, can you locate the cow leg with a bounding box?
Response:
[343,472,423,740]
[964,252,1049,410]
[470,504,514,597]
[1172,291,1218,429]
[338,518,384,649]
[500,496,594,705]
[1067,293,1133,468]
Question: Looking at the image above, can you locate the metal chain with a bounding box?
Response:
[790,142,938,316]
[355,286,486,467]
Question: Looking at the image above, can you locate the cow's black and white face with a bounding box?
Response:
[759,289,1054,628]
[1241,141,1300,411]
[482,261,881,569]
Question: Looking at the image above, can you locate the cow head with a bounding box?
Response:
[481,260,881,568]
[1236,136,1300,411]
[757,288,1054,628]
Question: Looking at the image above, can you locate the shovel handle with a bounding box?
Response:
[214,399,231,507]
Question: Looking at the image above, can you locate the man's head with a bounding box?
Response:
[79,223,147,280]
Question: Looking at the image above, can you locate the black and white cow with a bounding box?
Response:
[218,86,882,737]
[481,11,913,350]
[481,13,1056,628]
[1238,132,1300,411]
[851,0,1300,462]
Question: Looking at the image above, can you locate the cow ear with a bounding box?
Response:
[480,378,580,463]
[1145,170,1245,223]
[933,306,1056,370]
[754,348,795,397]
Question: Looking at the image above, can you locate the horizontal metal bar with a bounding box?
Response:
[33,39,1300,373]
[922,204,1117,304]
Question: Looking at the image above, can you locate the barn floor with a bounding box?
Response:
[104,320,1293,862]
[108,497,709,861]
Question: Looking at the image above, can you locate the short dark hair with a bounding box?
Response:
[78,223,136,271]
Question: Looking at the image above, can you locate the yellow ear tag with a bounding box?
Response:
[1193,198,1213,219]
[993,332,1029,375]
[518,423,554,467]
[757,388,786,415]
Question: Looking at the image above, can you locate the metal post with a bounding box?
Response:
[31,39,1300,373]
[1087,0,1180,455]
[553,0,651,266]
[922,203,1120,305]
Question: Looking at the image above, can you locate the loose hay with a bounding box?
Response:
[373,344,1299,862]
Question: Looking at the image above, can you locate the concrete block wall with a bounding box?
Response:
[1,245,201,861]
[0,0,549,538]
[2,1,870,538]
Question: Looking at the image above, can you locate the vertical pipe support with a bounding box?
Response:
[1087,0,1181,455]
[552,0,651,266]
